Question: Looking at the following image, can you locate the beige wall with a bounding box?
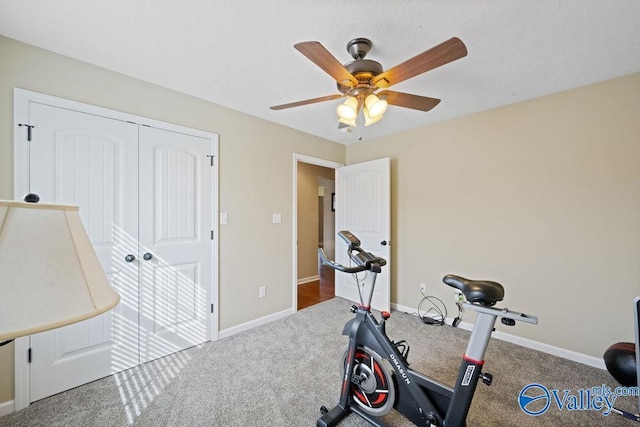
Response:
[297,163,335,281]
[0,36,345,403]
[318,176,336,260]
[347,72,640,359]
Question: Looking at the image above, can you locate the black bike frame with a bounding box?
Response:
[318,304,486,427]
[317,235,537,426]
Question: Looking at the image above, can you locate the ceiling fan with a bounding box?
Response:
[270,37,468,127]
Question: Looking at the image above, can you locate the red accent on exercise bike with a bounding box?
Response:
[340,378,349,397]
[381,311,391,319]
[371,361,387,387]
[350,349,392,409]
[463,354,485,365]
[355,349,388,387]
[341,347,357,396]
[354,388,386,406]
[371,394,386,405]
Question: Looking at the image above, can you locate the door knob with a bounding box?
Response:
[143,252,153,261]
[380,241,388,246]
[124,254,136,263]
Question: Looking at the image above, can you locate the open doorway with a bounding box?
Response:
[294,155,342,311]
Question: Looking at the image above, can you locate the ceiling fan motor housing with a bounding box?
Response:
[347,37,373,60]
[337,59,384,95]
[338,38,385,96]
[337,50,383,96]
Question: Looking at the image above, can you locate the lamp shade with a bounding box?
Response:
[364,94,388,118]
[364,105,384,127]
[0,200,120,341]
[338,117,357,127]
[336,96,358,120]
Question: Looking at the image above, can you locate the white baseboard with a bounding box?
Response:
[391,302,606,370]
[392,302,420,316]
[0,399,14,417]
[218,308,294,340]
[297,275,319,285]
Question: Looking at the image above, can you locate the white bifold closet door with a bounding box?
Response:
[24,101,213,402]
[137,125,213,364]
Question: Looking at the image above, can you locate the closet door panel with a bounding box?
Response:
[138,126,213,364]
[27,102,140,402]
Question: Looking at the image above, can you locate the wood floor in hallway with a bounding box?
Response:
[297,265,335,310]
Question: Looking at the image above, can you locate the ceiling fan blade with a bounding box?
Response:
[294,41,358,87]
[378,90,441,112]
[270,94,344,110]
[372,37,467,88]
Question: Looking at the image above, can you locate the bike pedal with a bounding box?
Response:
[392,340,411,364]
[501,317,516,326]
[481,372,493,386]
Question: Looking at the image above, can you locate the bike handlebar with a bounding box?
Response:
[319,248,368,273]
[319,231,387,274]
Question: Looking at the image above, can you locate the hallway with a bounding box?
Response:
[297,265,335,310]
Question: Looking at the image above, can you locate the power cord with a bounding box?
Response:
[417,291,447,326]
[452,292,464,327]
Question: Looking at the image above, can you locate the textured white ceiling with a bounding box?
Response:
[1,1,639,144]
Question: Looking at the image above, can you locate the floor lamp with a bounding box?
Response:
[0,199,120,345]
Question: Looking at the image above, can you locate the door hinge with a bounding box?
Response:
[211,304,214,314]
[211,230,214,240]
[28,347,32,363]
[206,155,214,166]
[18,123,35,141]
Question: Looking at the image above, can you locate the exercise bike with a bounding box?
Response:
[317,231,538,427]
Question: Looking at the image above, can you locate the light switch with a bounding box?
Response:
[272,213,281,224]
[220,212,228,224]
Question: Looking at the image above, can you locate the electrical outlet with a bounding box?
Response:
[259,286,266,298]
[419,283,426,293]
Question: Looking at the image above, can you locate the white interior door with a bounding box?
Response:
[27,102,140,401]
[137,126,213,364]
[335,158,391,312]
[18,95,216,403]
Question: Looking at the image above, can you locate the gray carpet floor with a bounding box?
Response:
[0,297,635,426]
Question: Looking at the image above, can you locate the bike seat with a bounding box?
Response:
[443,274,504,306]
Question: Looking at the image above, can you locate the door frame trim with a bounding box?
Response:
[12,88,219,410]
[292,154,343,312]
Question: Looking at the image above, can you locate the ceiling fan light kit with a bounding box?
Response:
[270,36,468,129]
[363,105,384,127]
[338,116,357,128]
[336,96,358,120]
[337,93,387,127]
[364,94,388,118]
